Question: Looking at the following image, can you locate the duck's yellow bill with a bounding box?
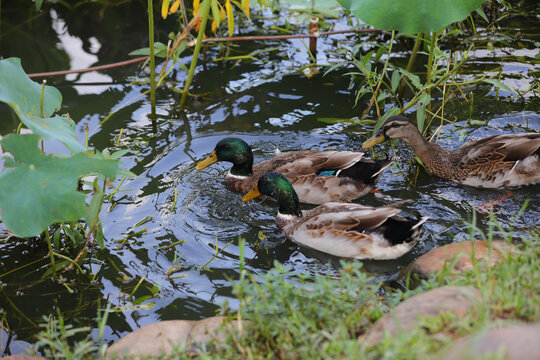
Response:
[362,133,385,149]
[196,151,218,170]
[242,185,262,202]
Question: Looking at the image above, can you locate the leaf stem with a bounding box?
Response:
[180,0,212,108]
[148,0,156,118]
[40,80,46,118]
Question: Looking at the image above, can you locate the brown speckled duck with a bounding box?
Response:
[362,115,540,188]
[242,172,427,260]
[196,137,392,204]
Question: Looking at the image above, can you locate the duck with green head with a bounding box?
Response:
[242,172,427,260]
[196,137,392,204]
[362,115,540,188]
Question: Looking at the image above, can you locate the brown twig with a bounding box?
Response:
[28,28,381,79]
[28,57,150,78]
[202,28,381,42]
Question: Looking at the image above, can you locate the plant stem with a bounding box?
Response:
[148,0,156,118]
[180,0,212,109]
[360,30,395,120]
[44,228,56,277]
[398,33,423,98]
[425,31,438,123]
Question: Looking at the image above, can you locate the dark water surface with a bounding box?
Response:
[0,1,539,354]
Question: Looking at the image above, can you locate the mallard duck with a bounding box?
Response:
[196,137,392,204]
[362,115,540,188]
[242,172,427,260]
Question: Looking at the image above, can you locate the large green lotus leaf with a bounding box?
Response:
[0,58,85,154]
[0,134,119,238]
[338,0,487,33]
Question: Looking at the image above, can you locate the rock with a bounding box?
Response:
[404,240,515,280]
[442,322,540,360]
[106,316,231,359]
[361,286,482,345]
[1,356,48,360]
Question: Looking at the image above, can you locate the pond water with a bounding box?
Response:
[0,1,539,355]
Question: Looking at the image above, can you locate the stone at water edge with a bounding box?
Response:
[403,239,516,280]
[441,322,540,360]
[360,286,482,346]
[1,356,48,360]
[106,316,232,359]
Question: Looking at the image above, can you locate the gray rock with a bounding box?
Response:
[404,240,515,280]
[106,315,232,359]
[442,322,540,360]
[361,286,482,345]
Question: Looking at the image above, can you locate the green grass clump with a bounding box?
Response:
[211,261,385,359]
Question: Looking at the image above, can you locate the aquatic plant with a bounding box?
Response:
[0,58,129,274]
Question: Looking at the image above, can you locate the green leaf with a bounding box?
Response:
[281,0,342,18]
[399,68,422,89]
[96,222,105,249]
[53,228,61,250]
[391,70,400,92]
[28,115,85,154]
[373,107,400,133]
[419,92,431,105]
[129,42,168,58]
[0,58,86,154]
[0,134,119,237]
[318,117,357,124]
[483,79,513,94]
[211,0,221,28]
[417,105,426,132]
[474,7,489,23]
[338,0,488,33]
[86,188,104,229]
[42,260,71,278]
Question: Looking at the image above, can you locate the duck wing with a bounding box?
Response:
[457,134,540,187]
[288,203,409,259]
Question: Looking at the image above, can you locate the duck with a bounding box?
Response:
[362,115,540,188]
[242,172,427,260]
[196,137,392,204]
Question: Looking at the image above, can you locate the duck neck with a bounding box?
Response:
[277,190,303,218]
[401,131,449,164]
[229,154,253,177]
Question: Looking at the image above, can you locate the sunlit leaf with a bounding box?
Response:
[0,58,85,155]
[226,0,234,36]
[338,0,487,33]
[242,0,250,19]
[162,0,170,19]
[169,0,181,14]
[0,134,119,237]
